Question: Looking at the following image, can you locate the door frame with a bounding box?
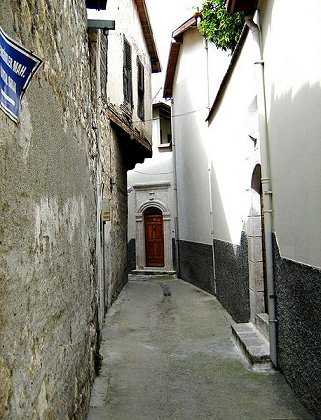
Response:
[248,164,268,322]
[144,210,165,267]
[135,199,173,271]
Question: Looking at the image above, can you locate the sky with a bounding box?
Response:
[145,0,203,101]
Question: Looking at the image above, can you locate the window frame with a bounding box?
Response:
[137,57,145,121]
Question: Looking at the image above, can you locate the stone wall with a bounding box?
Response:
[0,1,99,417]
[105,121,129,306]
[128,238,136,273]
[178,240,215,295]
[273,235,321,418]
[214,233,250,323]
[0,0,155,416]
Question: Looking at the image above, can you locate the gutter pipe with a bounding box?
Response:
[203,37,217,294]
[170,98,181,277]
[245,14,278,368]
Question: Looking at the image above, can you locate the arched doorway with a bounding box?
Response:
[248,164,268,323]
[144,207,164,267]
[135,197,173,272]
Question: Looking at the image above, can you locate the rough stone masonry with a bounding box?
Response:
[0,0,100,417]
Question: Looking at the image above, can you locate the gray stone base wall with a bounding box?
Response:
[178,240,215,295]
[273,235,321,418]
[128,239,136,273]
[214,232,250,322]
[172,238,177,272]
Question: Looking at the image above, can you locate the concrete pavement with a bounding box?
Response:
[88,275,313,420]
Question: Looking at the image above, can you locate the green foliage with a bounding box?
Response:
[199,0,244,52]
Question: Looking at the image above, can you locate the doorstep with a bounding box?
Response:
[231,321,272,371]
[131,269,176,276]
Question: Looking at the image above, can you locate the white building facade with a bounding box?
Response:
[128,103,175,273]
[164,1,321,417]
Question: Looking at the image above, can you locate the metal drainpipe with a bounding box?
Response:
[204,37,217,294]
[92,30,105,328]
[170,98,181,277]
[245,14,278,368]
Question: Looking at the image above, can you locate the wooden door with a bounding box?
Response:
[145,214,164,267]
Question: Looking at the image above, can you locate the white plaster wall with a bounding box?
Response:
[261,0,321,267]
[172,29,230,244]
[207,32,259,245]
[127,106,174,241]
[207,39,231,105]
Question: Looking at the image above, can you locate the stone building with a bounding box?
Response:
[164,0,321,417]
[0,0,159,417]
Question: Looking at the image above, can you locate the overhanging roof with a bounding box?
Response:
[226,0,258,13]
[153,102,171,113]
[163,16,198,98]
[134,0,161,73]
[107,107,152,169]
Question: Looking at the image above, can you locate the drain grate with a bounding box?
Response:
[159,283,171,297]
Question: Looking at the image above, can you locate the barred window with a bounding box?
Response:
[123,39,132,106]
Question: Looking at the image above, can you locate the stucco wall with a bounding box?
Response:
[128,105,174,240]
[207,30,257,246]
[127,105,175,271]
[273,235,321,418]
[258,1,321,416]
[261,0,321,268]
[0,1,98,417]
[172,29,212,245]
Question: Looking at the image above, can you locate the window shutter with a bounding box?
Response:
[137,58,145,120]
[137,60,144,92]
[123,39,132,106]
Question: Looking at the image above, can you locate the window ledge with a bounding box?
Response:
[158,143,172,149]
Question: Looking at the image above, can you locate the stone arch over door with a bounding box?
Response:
[248,164,268,323]
[136,200,173,271]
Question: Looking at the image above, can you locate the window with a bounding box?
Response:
[123,38,132,106]
[159,109,172,147]
[137,58,145,120]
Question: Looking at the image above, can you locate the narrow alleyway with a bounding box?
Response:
[88,275,312,420]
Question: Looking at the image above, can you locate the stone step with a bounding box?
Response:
[131,269,176,276]
[255,312,269,341]
[231,322,272,370]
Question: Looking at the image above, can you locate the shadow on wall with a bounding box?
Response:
[210,163,250,323]
[267,82,321,267]
[268,82,321,418]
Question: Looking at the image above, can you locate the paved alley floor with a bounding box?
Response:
[88,275,313,420]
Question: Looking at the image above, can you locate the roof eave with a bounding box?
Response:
[134,0,161,73]
[163,15,198,98]
[153,102,171,113]
[163,41,181,98]
[226,0,258,14]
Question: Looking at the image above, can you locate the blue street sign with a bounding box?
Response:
[0,27,42,123]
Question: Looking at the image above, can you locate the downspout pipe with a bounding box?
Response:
[171,98,181,277]
[203,37,217,294]
[245,14,278,368]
